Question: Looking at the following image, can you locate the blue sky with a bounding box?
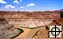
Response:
[0,0,62,11]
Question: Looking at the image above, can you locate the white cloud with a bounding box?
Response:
[20,6,25,8]
[20,0,22,2]
[0,0,7,4]
[26,3,35,7]
[13,0,20,4]
[4,5,15,9]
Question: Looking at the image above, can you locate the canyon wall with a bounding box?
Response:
[0,11,60,27]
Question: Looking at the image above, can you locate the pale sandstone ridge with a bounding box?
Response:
[0,18,23,39]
